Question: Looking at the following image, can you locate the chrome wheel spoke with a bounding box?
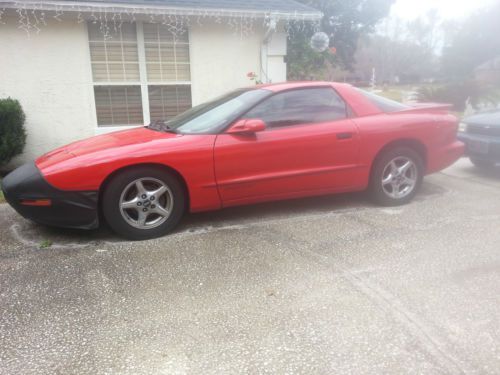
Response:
[135,180,148,197]
[400,185,411,194]
[137,210,148,226]
[121,197,139,210]
[390,161,398,174]
[151,185,167,198]
[152,204,169,217]
[382,173,393,185]
[398,161,412,175]
[391,182,401,197]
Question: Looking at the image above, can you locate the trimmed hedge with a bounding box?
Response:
[0,98,26,166]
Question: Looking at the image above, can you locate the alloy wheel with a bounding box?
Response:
[381,156,418,199]
[119,177,173,229]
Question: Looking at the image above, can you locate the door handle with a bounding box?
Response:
[336,132,353,140]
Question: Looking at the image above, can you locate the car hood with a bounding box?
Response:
[37,127,180,169]
[463,110,500,127]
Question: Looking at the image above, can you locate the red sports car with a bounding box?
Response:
[2,82,464,240]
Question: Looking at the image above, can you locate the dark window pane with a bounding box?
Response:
[356,88,409,112]
[148,85,192,122]
[243,88,347,128]
[94,86,143,126]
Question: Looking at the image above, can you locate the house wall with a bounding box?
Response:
[265,31,288,83]
[0,15,287,167]
[0,16,97,167]
[190,23,263,105]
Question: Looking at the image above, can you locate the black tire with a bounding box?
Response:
[470,157,495,170]
[102,166,186,240]
[369,146,424,206]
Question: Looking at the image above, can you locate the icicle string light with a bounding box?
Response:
[0,2,321,39]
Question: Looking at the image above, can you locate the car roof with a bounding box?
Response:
[251,81,383,117]
[255,81,351,92]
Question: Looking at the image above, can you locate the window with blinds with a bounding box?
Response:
[143,23,191,82]
[149,85,192,122]
[88,22,192,127]
[94,86,144,126]
[88,23,140,82]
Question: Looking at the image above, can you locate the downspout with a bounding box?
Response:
[260,18,277,83]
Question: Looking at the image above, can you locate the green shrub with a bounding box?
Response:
[414,81,500,111]
[0,98,26,166]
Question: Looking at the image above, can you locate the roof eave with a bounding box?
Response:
[0,1,323,21]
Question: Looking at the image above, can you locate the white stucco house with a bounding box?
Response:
[0,0,321,166]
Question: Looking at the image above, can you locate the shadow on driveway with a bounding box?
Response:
[2,181,446,249]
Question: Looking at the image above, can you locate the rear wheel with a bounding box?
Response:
[102,167,185,240]
[370,147,423,206]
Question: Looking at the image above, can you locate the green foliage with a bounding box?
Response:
[288,34,335,80]
[351,10,441,84]
[288,0,395,80]
[441,2,500,79]
[354,34,437,84]
[414,81,500,111]
[0,98,26,166]
[39,239,53,249]
[0,180,4,203]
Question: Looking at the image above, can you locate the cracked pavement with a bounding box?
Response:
[1,158,499,374]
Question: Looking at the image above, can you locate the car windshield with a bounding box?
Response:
[356,88,410,113]
[148,89,272,134]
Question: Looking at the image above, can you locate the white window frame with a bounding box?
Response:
[88,20,192,132]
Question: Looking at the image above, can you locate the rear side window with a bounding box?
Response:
[356,88,409,113]
[243,87,348,128]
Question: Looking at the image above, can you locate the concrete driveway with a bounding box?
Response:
[1,158,499,375]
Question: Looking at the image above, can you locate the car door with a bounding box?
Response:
[213,87,361,206]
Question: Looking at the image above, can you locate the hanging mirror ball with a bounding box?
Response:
[310,31,330,52]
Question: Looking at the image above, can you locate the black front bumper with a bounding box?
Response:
[457,133,500,165]
[1,162,99,230]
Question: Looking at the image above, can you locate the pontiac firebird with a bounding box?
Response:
[2,82,464,240]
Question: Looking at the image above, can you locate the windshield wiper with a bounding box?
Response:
[147,120,177,133]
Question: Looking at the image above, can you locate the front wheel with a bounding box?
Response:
[370,147,423,206]
[102,167,186,240]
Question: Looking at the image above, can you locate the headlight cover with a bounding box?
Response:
[458,122,468,133]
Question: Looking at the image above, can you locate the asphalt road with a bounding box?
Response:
[1,158,499,375]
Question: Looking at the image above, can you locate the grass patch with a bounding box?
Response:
[0,179,5,204]
[39,239,53,249]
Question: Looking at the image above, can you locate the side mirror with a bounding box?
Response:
[226,119,266,135]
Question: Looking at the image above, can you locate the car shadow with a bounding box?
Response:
[27,191,368,245]
[463,164,500,180]
[9,181,446,247]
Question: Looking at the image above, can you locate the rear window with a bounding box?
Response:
[357,89,409,113]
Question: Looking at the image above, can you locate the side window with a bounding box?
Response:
[356,88,409,113]
[243,88,347,128]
